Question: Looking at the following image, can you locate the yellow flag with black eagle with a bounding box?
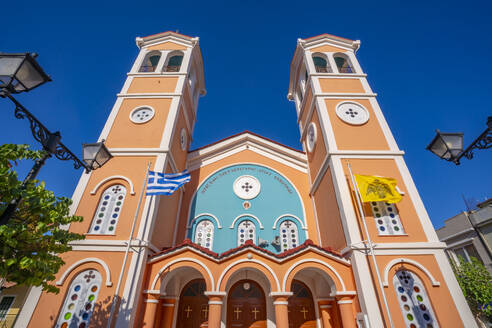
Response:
[354,175,402,203]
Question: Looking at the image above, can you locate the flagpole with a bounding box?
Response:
[347,164,395,328]
[107,162,152,328]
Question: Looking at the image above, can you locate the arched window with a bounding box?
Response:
[334,53,355,73]
[393,270,438,328]
[312,54,332,73]
[370,202,404,235]
[279,220,299,251]
[139,51,161,72]
[194,220,214,250]
[164,53,184,72]
[237,220,256,246]
[89,184,126,234]
[56,269,102,328]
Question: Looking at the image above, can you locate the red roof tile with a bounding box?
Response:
[151,238,341,261]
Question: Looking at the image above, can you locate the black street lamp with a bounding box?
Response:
[0,52,112,225]
[426,116,492,165]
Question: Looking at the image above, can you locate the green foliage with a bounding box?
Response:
[0,144,85,293]
[453,256,492,322]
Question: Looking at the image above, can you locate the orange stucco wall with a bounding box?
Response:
[176,149,318,245]
[70,156,155,239]
[105,98,172,148]
[312,168,347,250]
[319,78,365,93]
[324,99,390,151]
[309,45,349,53]
[342,158,428,243]
[27,251,133,328]
[376,254,462,328]
[127,77,178,94]
[170,106,190,170]
[298,88,313,128]
[306,109,327,185]
[146,41,187,51]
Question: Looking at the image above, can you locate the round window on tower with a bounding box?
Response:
[130,106,155,124]
[335,102,369,125]
[180,128,188,151]
[306,122,317,152]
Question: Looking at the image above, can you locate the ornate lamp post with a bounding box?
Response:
[426,116,492,165]
[0,52,112,225]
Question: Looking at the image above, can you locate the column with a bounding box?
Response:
[158,297,176,328]
[270,292,292,328]
[142,294,160,328]
[205,291,225,328]
[336,296,356,328]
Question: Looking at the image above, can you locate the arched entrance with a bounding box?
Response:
[227,279,267,328]
[288,280,316,328]
[176,279,208,328]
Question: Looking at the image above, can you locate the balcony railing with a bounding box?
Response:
[138,65,157,73]
[164,65,180,72]
[315,66,333,73]
[0,314,17,328]
[338,66,355,73]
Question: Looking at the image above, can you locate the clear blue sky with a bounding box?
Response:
[1,0,491,230]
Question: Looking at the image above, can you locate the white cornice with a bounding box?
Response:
[186,132,307,172]
[136,32,196,49]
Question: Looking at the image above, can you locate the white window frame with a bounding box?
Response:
[194,219,215,250]
[89,184,127,234]
[0,295,16,320]
[370,201,405,236]
[237,220,257,246]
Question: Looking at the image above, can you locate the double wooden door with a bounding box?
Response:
[227,280,267,328]
[288,280,316,328]
[176,279,209,328]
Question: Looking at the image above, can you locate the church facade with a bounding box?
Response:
[15,31,476,328]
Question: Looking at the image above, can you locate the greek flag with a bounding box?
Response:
[146,170,190,195]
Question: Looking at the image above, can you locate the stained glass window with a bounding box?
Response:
[370,201,404,235]
[89,184,126,234]
[279,220,299,251]
[139,51,161,72]
[393,270,439,328]
[194,220,214,250]
[56,269,102,328]
[238,220,256,246]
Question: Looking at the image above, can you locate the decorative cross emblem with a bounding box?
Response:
[201,306,209,319]
[185,305,192,318]
[112,186,122,193]
[300,307,308,319]
[234,307,242,320]
[241,182,253,192]
[345,108,359,118]
[308,128,315,142]
[283,221,292,228]
[251,307,260,320]
[243,221,251,228]
[84,271,96,283]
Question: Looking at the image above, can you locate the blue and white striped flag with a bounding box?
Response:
[146,170,190,196]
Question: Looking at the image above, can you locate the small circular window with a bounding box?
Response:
[180,128,187,151]
[233,175,261,200]
[335,102,369,125]
[130,106,155,124]
[306,122,317,152]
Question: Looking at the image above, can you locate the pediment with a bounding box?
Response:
[186,131,307,173]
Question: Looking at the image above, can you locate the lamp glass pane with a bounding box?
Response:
[442,134,463,151]
[95,148,111,167]
[429,136,448,158]
[0,57,23,76]
[82,144,101,163]
[14,60,45,91]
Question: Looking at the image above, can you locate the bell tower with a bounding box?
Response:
[288,34,475,327]
[22,31,206,328]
